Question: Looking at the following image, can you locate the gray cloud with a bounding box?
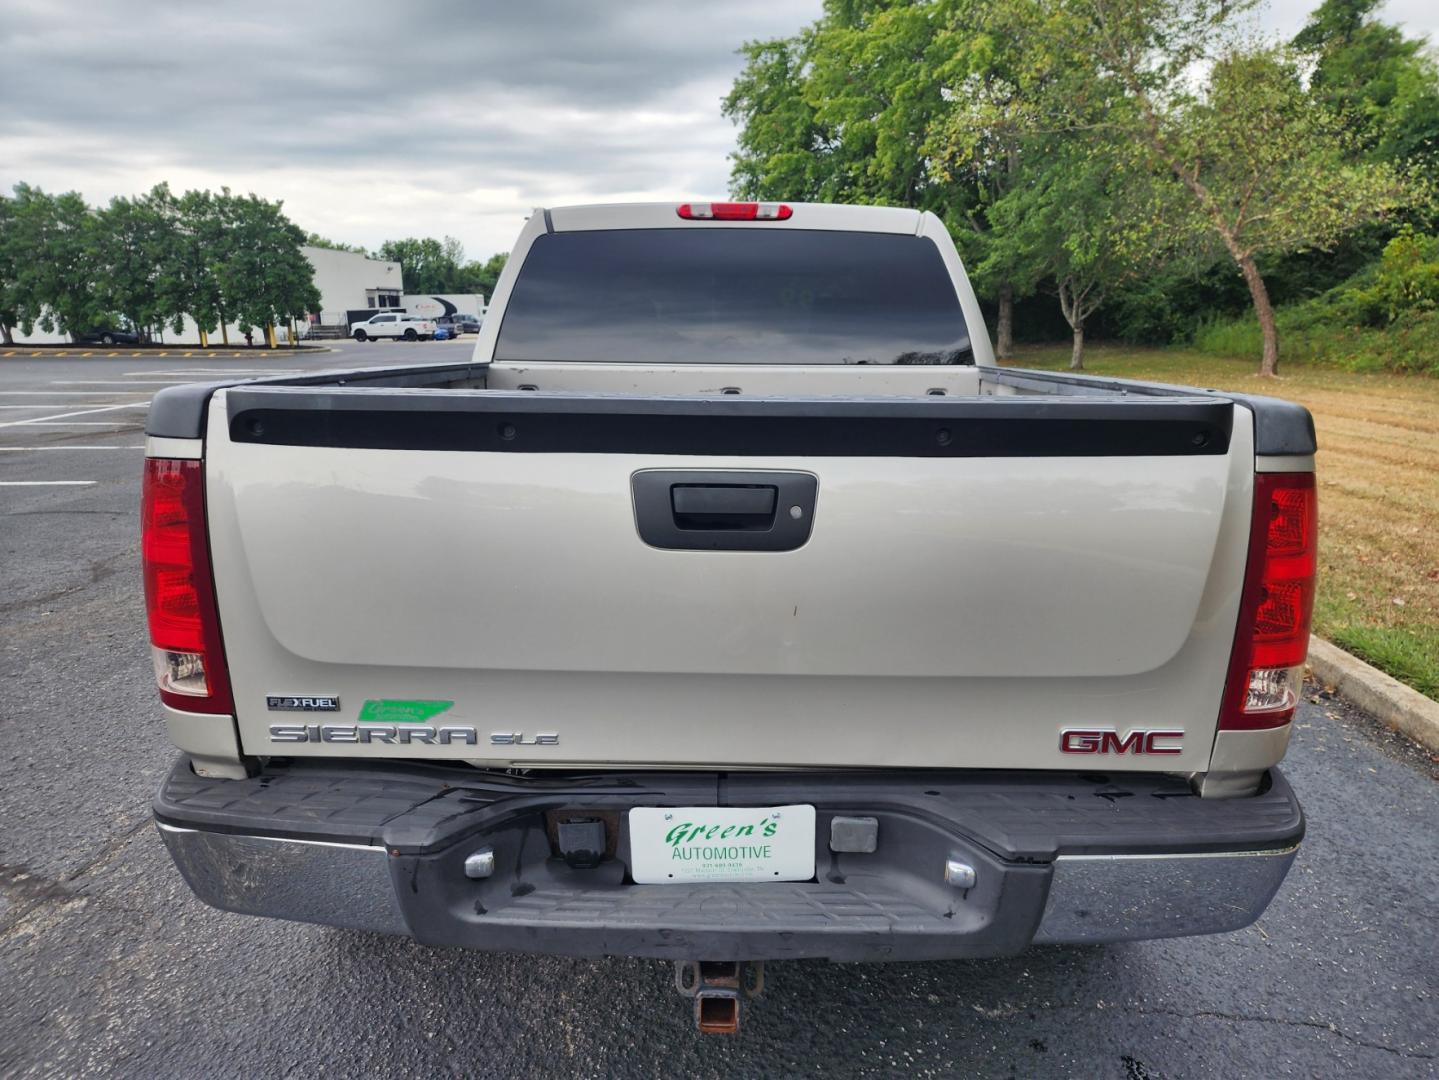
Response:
[0,0,822,254]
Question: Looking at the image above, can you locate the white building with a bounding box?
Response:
[303,245,405,328]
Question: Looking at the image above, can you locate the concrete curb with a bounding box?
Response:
[1307,635,1439,754]
[2,348,334,359]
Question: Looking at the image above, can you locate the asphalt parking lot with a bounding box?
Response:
[0,342,1435,1079]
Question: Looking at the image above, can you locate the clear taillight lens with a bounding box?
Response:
[142,458,232,713]
[1242,664,1304,714]
[151,646,209,696]
[1218,472,1317,731]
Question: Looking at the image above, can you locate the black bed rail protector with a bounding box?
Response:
[222,388,1232,457]
[990,367,1316,457]
[144,361,489,439]
[146,360,1311,459]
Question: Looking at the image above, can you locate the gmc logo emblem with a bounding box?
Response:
[1060,728,1183,755]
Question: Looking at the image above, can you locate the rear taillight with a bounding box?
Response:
[676,202,792,221]
[1218,472,1317,730]
[142,458,233,714]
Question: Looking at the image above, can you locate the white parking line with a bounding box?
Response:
[0,446,144,451]
[0,390,153,395]
[7,421,139,427]
[0,481,97,486]
[0,403,147,409]
[51,380,189,386]
[0,403,148,428]
[126,368,299,376]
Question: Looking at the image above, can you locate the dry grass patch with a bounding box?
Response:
[1007,345,1439,699]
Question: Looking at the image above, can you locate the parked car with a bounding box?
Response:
[76,327,141,346]
[436,313,481,336]
[144,200,1315,1035]
[349,313,437,341]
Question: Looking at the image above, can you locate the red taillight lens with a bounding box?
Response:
[1218,472,1317,730]
[676,202,793,221]
[142,458,232,714]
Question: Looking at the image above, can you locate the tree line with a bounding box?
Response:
[724,0,1439,374]
[0,183,320,346]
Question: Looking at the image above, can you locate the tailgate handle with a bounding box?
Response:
[632,470,817,552]
[671,484,777,529]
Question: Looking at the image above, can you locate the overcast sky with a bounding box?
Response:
[1,0,1435,261]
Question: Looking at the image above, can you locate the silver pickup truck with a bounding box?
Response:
[145,201,1314,1032]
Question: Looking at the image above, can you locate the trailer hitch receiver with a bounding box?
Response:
[674,960,765,1034]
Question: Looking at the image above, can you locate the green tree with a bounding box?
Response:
[1174,46,1411,375]
[983,135,1180,369]
[171,188,231,343]
[460,252,507,298]
[377,236,465,293]
[7,184,104,340]
[0,193,18,344]
[220,193,321,342]
[724,0,1056,358]
[724,36,832,202]
[1294,0,1439,170]
[142,184,190,341]
[1064,0,1415,375]
[927,0,1083,356]
[96,186,177,342]
[305,232,368,255]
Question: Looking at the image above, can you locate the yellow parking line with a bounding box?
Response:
[31,351,42,356]
[108,351,118,356]
[81,351,93,356]
[183,352,193,357]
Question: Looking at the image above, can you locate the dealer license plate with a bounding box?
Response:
[629,805,816,884]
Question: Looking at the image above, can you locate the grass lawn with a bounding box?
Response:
[1007,344,1439,701]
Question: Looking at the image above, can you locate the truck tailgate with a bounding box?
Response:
[203,388,1254,772]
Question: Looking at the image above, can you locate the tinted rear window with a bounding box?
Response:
[495,228,971,365]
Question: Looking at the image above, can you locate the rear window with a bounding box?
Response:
[495,228,971,365]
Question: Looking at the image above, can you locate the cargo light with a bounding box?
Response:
[142,458,233,713]
[676,202,792,221]
[1217,472,1317,731]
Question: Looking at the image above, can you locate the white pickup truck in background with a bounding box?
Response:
[144,201,1314,1033]
[349,312,437,341]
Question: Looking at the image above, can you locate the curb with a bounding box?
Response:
[1307,635,1439,754]
[2,348,334,359]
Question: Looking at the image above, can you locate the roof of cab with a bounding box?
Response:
[546,201,925,235]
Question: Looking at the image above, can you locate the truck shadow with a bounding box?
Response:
[318,929,1142,1076]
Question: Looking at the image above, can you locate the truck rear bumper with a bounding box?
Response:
[154,757,1303,962]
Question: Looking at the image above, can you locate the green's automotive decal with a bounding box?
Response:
[357,699,454,724]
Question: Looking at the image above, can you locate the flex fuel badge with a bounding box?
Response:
[357,699,454,723]
[266,695,340,711]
